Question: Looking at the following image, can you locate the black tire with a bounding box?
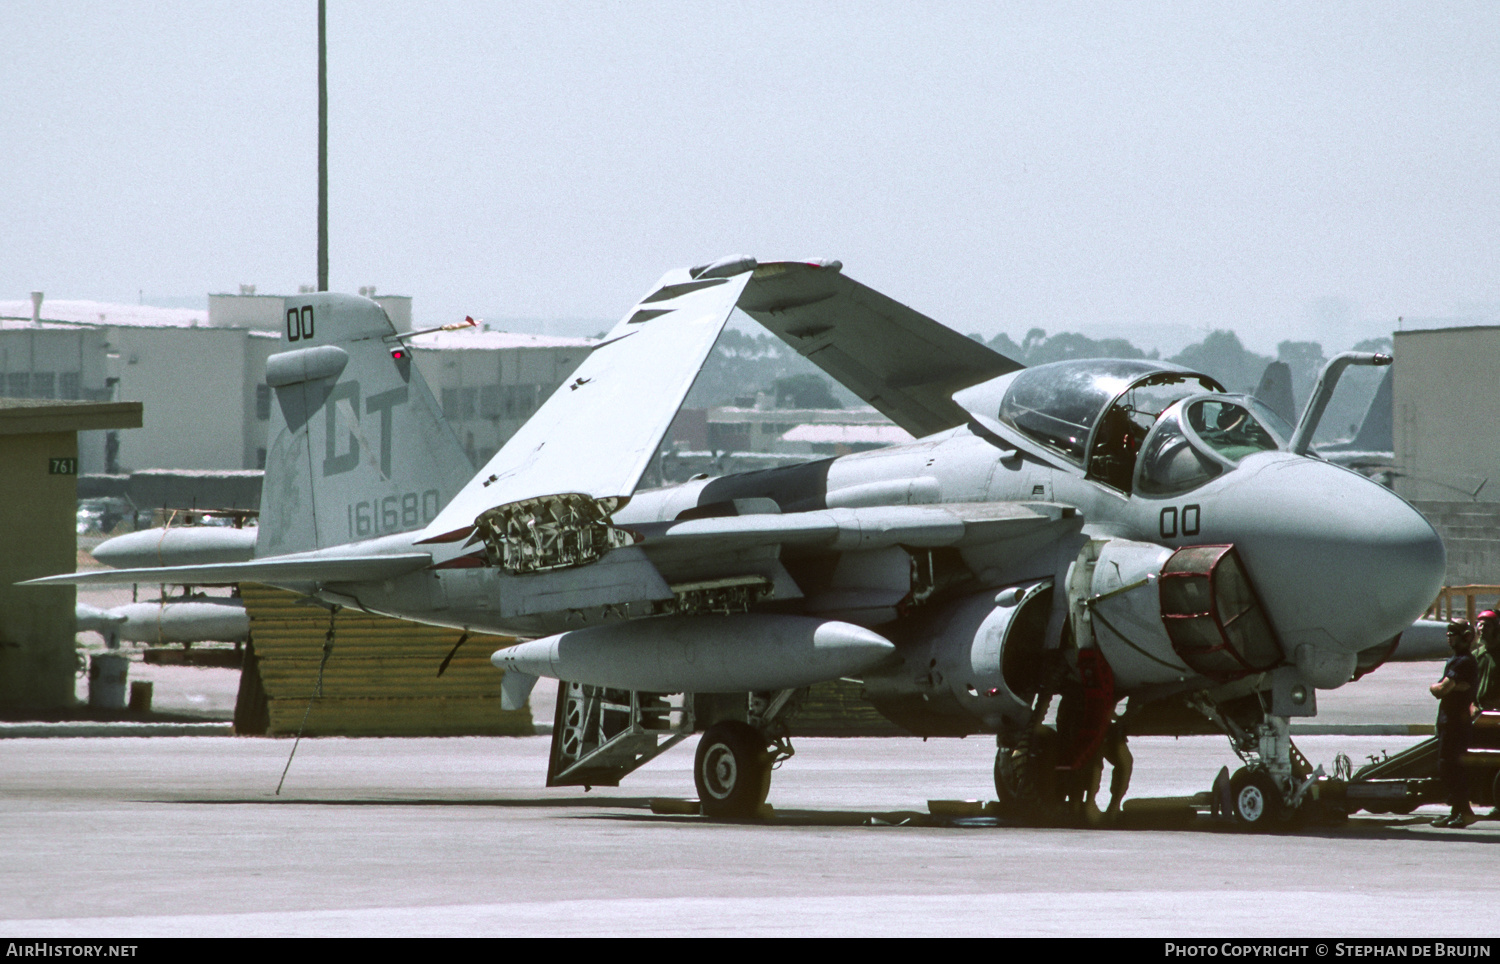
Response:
[1230,767,1286,830]
[994,749,1018,819]
[694,721,772,818]
[994,726,1060,823]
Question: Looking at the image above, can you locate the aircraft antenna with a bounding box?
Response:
[275,604,339,795]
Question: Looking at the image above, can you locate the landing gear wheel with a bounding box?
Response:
[994,726,1060,823]
[1230,767,1285,830]
[994,751,1014,813]
[695,721,772,818]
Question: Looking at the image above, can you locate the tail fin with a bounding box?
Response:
[1347,367,1393,452]
[1253,360,1296,426]
[257,294,473,555]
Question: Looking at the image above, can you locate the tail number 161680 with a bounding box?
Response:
[348,490,441,537]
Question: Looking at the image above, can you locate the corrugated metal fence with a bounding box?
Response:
[235,583,532,737]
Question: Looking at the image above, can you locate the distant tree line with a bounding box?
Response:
[685,324,1392,444]
[979,328,1393,439]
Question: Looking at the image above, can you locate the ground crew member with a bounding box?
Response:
[1429,619,1479,827]
[1474,610,1500,819]
[1078,713,1134,824]
[1100,716,1133,819]
[1473,610,1500,712]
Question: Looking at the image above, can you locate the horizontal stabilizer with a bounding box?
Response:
[1388,619,1454,662]
[738,262,1022,438]
[21,552,432,588]
[423,260,756,542]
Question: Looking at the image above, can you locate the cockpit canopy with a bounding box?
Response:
[997,360,1222,466]
[990,359,1289,496]
[1136,395,1289,496]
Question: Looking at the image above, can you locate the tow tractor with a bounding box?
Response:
[1336,710,1500,817]
[1193,710,1500,826]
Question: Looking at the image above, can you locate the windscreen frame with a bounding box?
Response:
[997,360,1218,468]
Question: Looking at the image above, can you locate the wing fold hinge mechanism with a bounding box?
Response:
[659,575,773,616]
[474,493,638,574]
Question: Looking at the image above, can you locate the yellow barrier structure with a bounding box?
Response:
[1427,586,1500,624]
[235,583,531,737]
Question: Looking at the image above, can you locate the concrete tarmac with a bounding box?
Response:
[4,728,1499,938]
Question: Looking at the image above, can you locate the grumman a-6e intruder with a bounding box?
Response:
[33,256,1446,827]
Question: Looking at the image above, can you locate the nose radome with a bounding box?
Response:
[1218,456,1445,658]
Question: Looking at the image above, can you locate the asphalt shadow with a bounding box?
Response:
[160,795,656,810]
[589,807,1500,838]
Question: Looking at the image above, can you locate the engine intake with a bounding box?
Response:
[1159,544,1282,681]
[863,580,1053,734]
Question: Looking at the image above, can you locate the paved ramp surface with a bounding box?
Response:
[4,733,1499,937]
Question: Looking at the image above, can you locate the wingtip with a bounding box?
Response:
[688,255,757,280]
[17,572,84,588]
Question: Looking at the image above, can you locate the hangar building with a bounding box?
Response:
[0,398,140,715]
[0,292,594,477]
[1393,324,1500,587]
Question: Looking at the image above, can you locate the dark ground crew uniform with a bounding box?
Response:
[1100,717,1133,816]
[1436,648,1480,825]
[1477,647,1500,712]
[1474,612,1500,712]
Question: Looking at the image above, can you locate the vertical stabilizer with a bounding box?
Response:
[257,294,473,555]
[1253,361,1296,426]
[1348,368,1393,452]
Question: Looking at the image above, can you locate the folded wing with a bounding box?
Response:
[738,262,1022,438]
[422,258,756,543]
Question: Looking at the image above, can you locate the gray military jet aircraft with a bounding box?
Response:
[32,255,1445,828]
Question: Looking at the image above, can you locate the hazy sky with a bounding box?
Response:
[3,2,1498,354]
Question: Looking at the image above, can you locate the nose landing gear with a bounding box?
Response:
[1229,766,1285,827]
[1193,698,1330,830]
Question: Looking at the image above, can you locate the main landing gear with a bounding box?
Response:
[994,656,1124,826]
[692,689,799,818]
[543,683,799,817]
[994,725,1062,822]
[694,721,773,817]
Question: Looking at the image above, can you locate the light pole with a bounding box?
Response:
[317,0,328,292]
